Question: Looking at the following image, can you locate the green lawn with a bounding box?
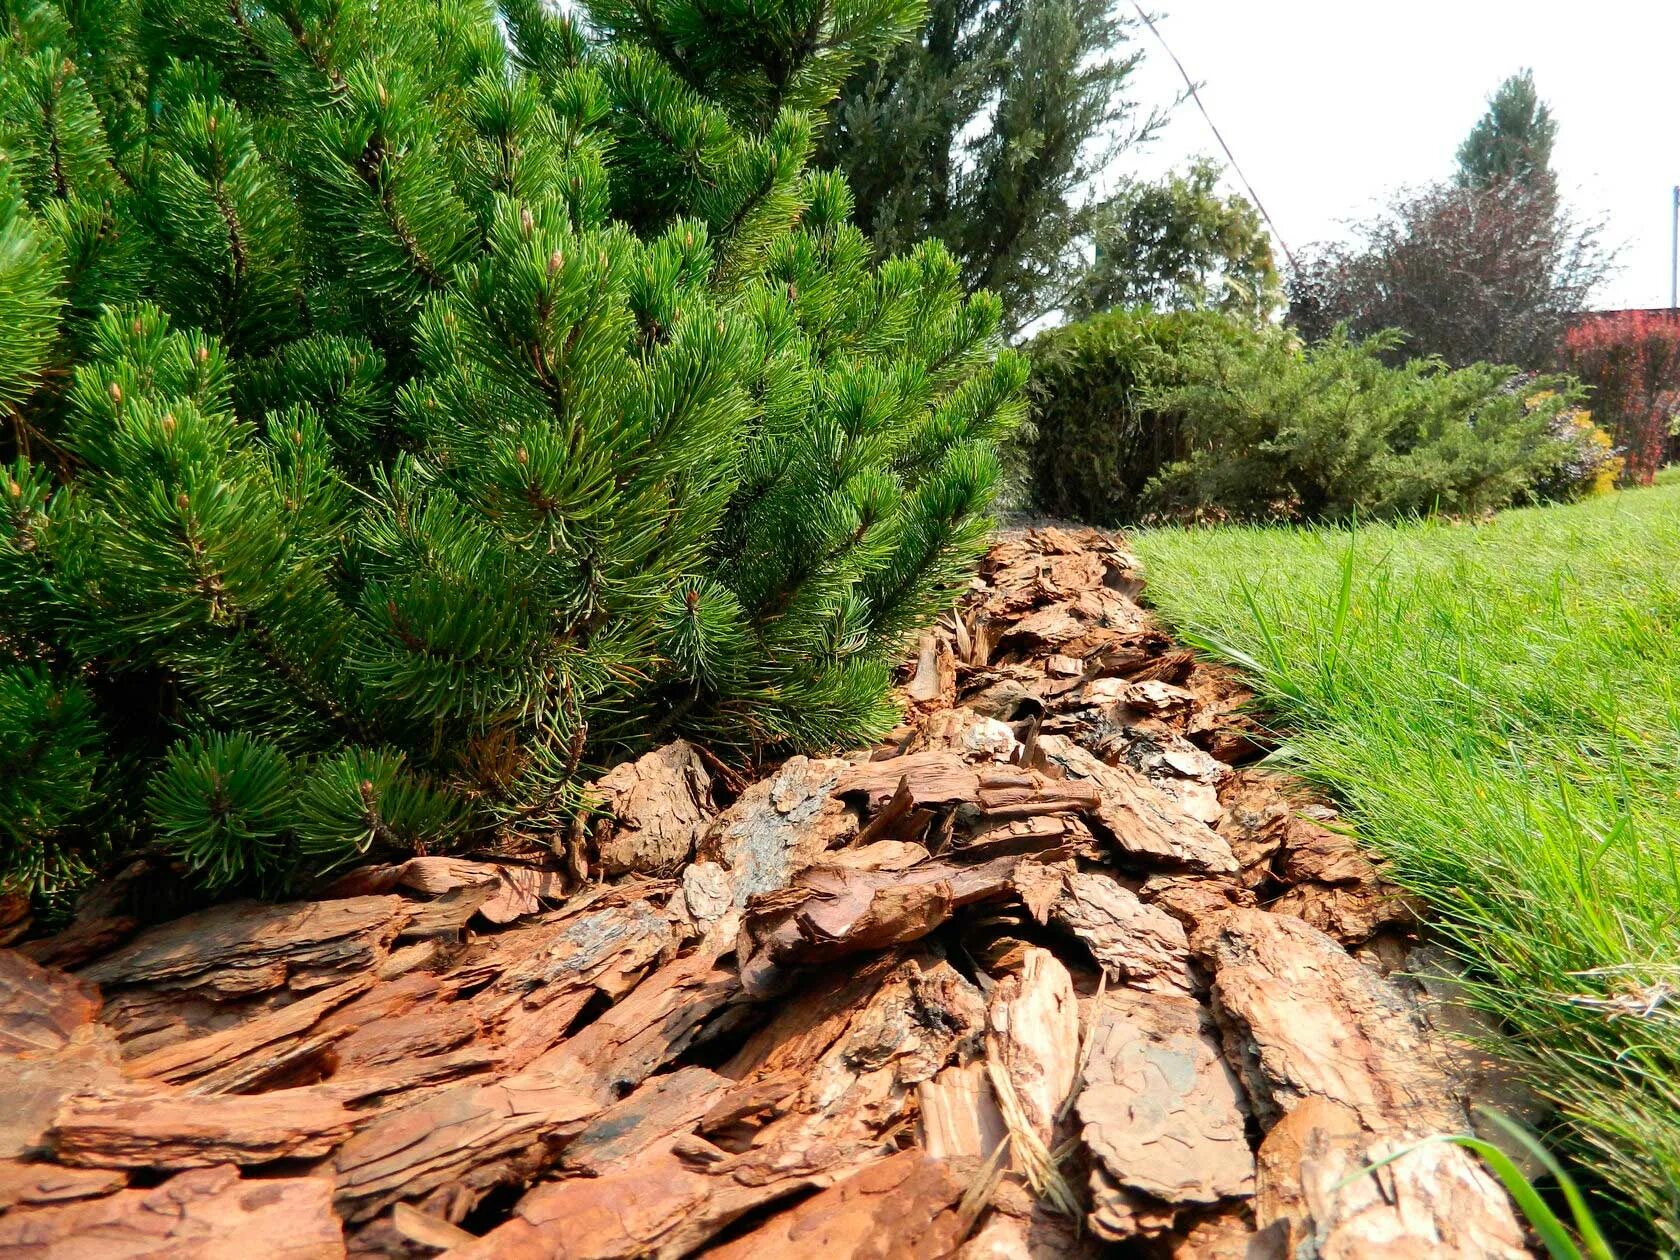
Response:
[1133,479,1680,1247]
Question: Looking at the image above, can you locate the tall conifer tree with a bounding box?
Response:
[818,0,1157,332]
[1457,69,1558,193]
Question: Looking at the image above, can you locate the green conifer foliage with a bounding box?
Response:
[0,0,1023,896]
[817,0,1158,332]
[1456,69,1558,193]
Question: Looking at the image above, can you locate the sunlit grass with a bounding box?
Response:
[1133,481,1680,1247]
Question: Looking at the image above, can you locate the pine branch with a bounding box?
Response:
[225,0,274,76]
[353,134,449,291]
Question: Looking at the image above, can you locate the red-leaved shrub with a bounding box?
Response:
[1561,311,1680,483]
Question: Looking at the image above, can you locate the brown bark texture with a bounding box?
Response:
[0,527,1524,1258]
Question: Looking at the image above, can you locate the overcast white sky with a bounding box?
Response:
[1120,0,1680,311]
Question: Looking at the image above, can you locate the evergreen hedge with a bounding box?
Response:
[1024,308,1235,525]
[1025,309,1611,526]
[0,0,1025,896]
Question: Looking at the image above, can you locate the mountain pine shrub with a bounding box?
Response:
[0,0,1025,897]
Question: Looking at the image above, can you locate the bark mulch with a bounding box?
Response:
[0,527,1530,1258]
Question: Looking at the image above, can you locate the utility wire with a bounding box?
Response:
[1130,3,1300,272]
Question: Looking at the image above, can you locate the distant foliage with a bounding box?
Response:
[1290,71,1610,372]
[1561,312,1680,483]
[1025,310,1605,525]
[1287,178,1610,372]
[1071,159,1281,323]
[1527,394,1624,500]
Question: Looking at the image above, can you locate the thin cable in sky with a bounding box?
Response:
[1130,3,1300,272]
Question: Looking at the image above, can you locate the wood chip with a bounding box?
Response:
[124,975,374,1092]
[1076,990,1253,1239]
[0,1160,126,1211]
[1,952,127,1162]
[319,855,493,899]
[691,756,856,922]
[0,895,31,948]
[1195,910,1461,1135]
[332,924,740,1221]
[1049,870,1194,993]
[702,1150,973,1260]
[591,740,714,876]
[836,750,984,809]
[1252,1097,1526,1258]
[0,1164,345,1259]
[918,1061,1006,1161]
[79,897,407,994]
[1167,1211,1256,1259]
[1038,736,1238,874]
[737,853,1058,993]
[476,865,569,924]
[448,954,983,1259]
[0,951,101,1056]
[986,949,1078,1148]
[906,631,959,707]
[912,708,1023,761]
[51,1087,355,1169]
[390,1202,480,1251]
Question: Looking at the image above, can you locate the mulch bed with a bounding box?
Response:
[0,527,1530,1258]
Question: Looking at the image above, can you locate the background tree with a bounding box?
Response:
[0,0,1022,898]
[1457,69,1557,192]
[1288,72,1611,370]
[1069,158,1280,322]
[817,0,1159,332]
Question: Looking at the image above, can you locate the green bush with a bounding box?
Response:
[1146,326,1589,521]
[0,0,1022,897]
[1023,308,1252,524]
[1024,307,1596,525]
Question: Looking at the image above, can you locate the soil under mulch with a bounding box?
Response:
[0,527,1533,1258]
